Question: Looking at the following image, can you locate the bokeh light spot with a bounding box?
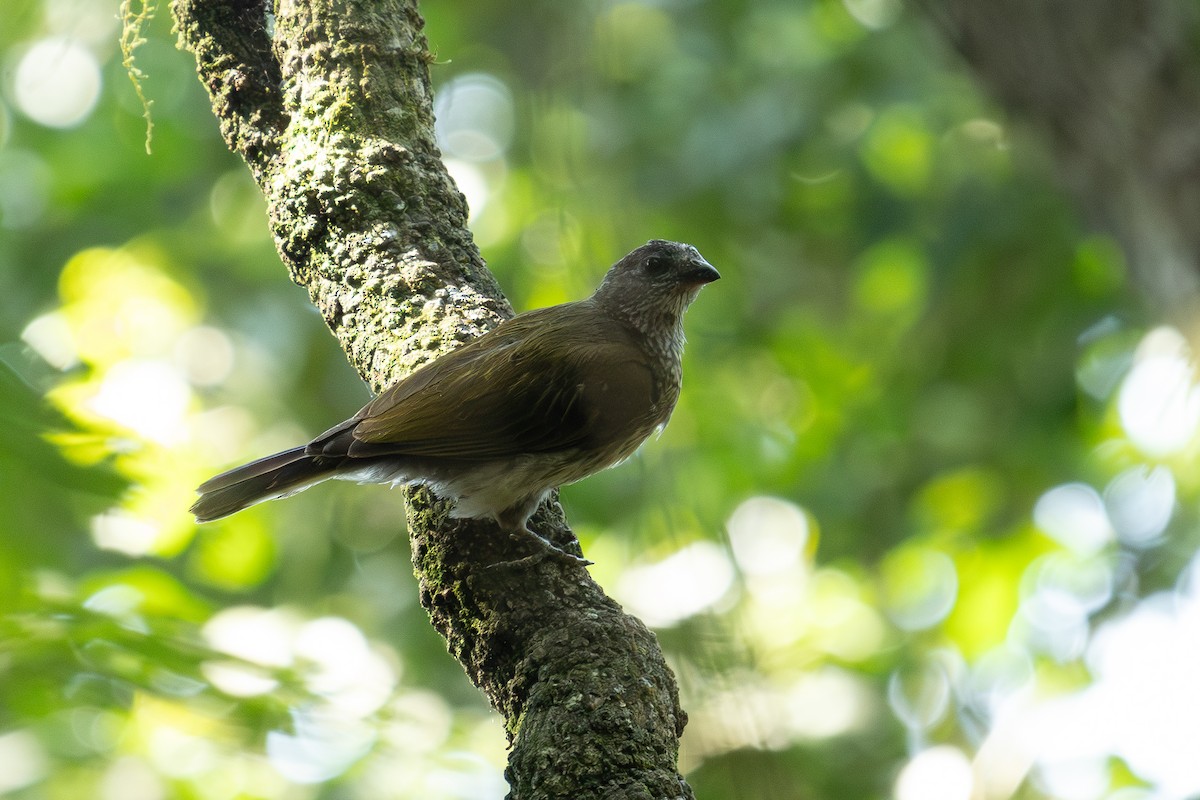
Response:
[99,756,163,800]
[842,0,900,30]
[726,495,810,576]
[1032,483,1113,555]
[201,606,298,696]
[22,311,78,370]
[13,37,101,128]
[91,510,162,557]
[1104,464,1175,546]
[173,326,235,387]
[617,541,736,627]
[1075,317,1136,400]
[880,544,958,630]
[295,617,397,717]
[915,466,1003,531]
[0,731,48,794]
[266,707,375,784]
[853,237,929,319]
[1032,553,1113,616]
[809,569,889,661]
[148,726,215,778]
[1035,758,1110,800]
[787,668,874,740]
[203,606,297,668]
[888,657,952,731]
[894,745,974,800]
[443,158,490,219]
[89,360,193,444]
[861,106,932,195]
[1117,326,1200,456]
[434,73,514,162]
[1086,586,1200,798]
[1015,553,1112,661]
[200,661,279,698]
[59,247,199,364]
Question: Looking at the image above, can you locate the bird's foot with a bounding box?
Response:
[489,528,592,569]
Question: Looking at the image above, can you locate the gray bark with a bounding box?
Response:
[170,2,692,797]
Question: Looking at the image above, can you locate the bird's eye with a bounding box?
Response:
[644,255,671,273]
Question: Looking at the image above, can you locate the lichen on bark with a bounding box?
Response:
[171,1,693,796]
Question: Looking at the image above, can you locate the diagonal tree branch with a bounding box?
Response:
[171,1,693,797]
[171,0,285,172]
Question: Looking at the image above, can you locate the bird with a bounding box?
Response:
[190,240,719,559]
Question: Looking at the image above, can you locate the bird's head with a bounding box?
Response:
[592,240,719,329]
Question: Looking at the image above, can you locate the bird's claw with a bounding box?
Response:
[487,529,593,570]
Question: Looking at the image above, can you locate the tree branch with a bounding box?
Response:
[171,1,693,796]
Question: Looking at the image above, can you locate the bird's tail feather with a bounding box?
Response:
[190,447,337,522]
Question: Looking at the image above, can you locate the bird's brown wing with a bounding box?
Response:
[310,306,656,461]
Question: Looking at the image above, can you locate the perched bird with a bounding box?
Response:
[190,240,718,557]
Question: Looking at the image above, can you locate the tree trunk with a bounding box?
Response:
[170,2,693,797]
[915,0,1200,318]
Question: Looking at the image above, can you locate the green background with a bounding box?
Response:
[1,1,1196,799]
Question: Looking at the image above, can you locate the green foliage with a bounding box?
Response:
[2,1,1197,799]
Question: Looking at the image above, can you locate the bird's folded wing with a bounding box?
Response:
[313,316,654,461]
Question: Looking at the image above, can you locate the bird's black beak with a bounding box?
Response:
[684,258,721,285]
